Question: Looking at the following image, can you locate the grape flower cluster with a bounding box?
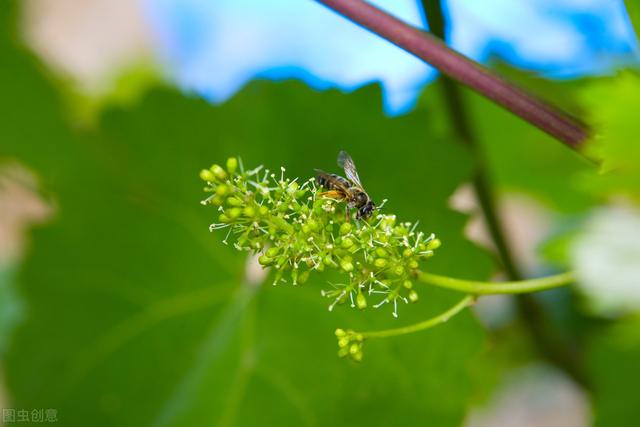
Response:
[200,157,441,322]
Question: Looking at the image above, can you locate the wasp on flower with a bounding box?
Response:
[200,154,441,321]
[315,150,376,221]
[199,154,574,362]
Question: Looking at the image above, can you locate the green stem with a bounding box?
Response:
[361,295,475,339]
[417,271,575,295]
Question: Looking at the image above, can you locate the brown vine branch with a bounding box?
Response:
[315,0,589,150]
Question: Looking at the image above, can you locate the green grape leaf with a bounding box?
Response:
[2,31,496,427]
[588,317,640,427]
[0,264,23,356]
[579,72,640,200]
[455,83,596,213]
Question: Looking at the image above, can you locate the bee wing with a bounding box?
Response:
[337,151,363,187]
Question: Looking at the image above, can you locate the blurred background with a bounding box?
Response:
[1,0,639,426]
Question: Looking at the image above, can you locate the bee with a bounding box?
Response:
[315,150,376,220]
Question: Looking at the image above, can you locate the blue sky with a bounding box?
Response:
[144,0,638,114]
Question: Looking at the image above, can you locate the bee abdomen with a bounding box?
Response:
[316,172,351,190]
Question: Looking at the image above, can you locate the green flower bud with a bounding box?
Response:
[210,164,227,180]
[335,328,346,338]
[356,292,367,309]
[375,247,389,258]
[218,213,231,223]
[394,225,408,236]
[374,258,388,268]
[338,347,349,358]
[408,290,419,303]
[351,351,363,362]
[393,265,405,276]
[215,184,229,196]
[338,338,349,348]
[427,238,441,250]
[402,248,413,258]
[259,205,269,216]
[200,169,216,182]
[227,207,242,219]
[340,259,354,272]
[297,270,310,284]
[275,255,289,269]
[382,216,396,227]
[403,280,413,289]
[243,206,256,218]
[349,343,360,355]
[258,255,273,266]
[341,238,354,249]
[408,260,419,269]
[266,247,280,258]
[307,219,320,232]
[287,181,299,194]
[226,157,238,174]
[227,196,243,206]
[339,222,352,235]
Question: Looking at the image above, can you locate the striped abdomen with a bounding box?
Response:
[315,170,352,190]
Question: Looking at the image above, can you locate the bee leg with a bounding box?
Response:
[345,205,350,223]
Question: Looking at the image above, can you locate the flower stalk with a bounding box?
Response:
[335,295,475,361]
[201,158,575,361]
[417,271,575,295]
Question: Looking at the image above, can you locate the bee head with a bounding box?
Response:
[357,201,376,220]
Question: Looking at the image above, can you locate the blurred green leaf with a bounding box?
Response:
[0,264,23,356]
[0,22,79,188]
[588,317,640,427]
[468,68,640,205]
[625,0,640,41]
[1,29,497,426]
[418,79,597,213]
[60,61,165,127]
[579,72,640,200]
